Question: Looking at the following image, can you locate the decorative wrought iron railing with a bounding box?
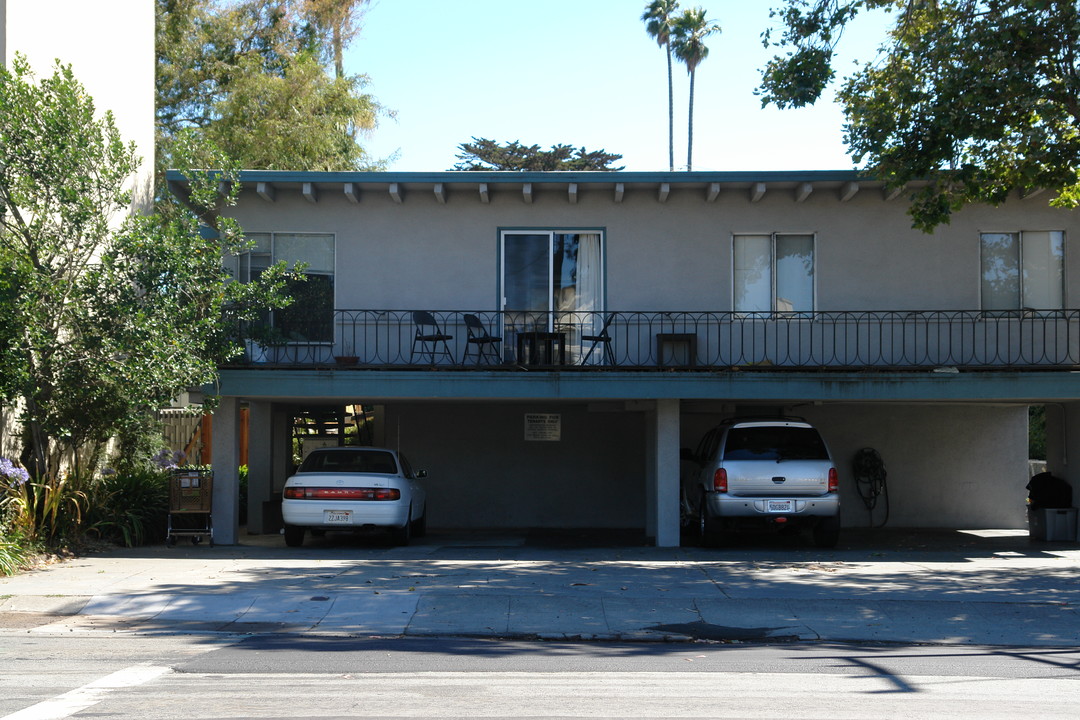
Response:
[232,309,1080,370]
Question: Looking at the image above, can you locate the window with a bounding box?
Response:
[733,234,814,313]
[228,232,335,341]
[501,230,604,360]
[980,231,1064,311]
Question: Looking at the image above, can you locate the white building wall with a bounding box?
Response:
[230,183,1080,314]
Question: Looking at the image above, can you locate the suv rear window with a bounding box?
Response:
[298,450,398,474]
[723,426,829,461]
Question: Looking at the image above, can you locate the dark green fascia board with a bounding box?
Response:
[166,168,868,187]
[209,368,1080,404]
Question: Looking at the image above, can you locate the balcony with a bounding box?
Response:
[231,309,1080,371]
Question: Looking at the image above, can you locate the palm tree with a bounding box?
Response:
[671,7,721,171]
[642,0,680,172]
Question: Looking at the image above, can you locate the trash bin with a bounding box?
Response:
[1028,507,1077,542]
[1026,472,1075,541]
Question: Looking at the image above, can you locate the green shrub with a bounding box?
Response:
[2,470,88,546]
[86,469,170,547]
[0,530,37,576]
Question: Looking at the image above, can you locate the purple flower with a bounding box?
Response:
[0,457,30,486]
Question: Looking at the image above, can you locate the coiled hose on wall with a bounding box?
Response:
[852,447,890,528]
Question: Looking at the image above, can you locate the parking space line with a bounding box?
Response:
[1,664,171,720]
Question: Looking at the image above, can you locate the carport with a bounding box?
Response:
[203,368,1080,547]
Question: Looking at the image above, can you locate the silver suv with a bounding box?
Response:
[681,418,840,547]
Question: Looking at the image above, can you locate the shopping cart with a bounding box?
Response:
[166,469,214,547]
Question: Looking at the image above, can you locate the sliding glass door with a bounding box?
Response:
[501,231,604,362]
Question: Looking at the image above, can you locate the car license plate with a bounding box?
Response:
[767,500,793,513]
[325,510,352,524]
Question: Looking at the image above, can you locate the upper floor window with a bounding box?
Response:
[733,233,815,313]
[501,230,604,318]
[980,231,1064,311]
[228,232,336,341]
[501,230,604,363]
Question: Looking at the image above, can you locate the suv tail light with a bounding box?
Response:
[828,468,838,493]
[713,468,728,493]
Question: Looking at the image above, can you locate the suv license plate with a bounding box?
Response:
[767,500,793,513]
[325,510,352,524]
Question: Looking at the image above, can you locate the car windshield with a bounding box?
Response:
[722,426,829,461]
[298,450,398,474]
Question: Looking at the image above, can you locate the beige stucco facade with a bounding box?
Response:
[185,170,1080,546]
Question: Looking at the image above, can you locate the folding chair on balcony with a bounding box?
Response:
[581,313,615,365]
[462,313,503,364]
[410,311,454,365]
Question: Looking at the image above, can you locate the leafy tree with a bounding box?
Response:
[301,0,370,79]
[671,7,721,172]
[642,0,682,172]
[0,55,294,481]
[156,0,387,172]
[759,0,1080,231]
[452,138,625,171]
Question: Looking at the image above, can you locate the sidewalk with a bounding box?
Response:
[2,528,1079,646]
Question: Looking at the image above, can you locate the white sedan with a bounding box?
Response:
[281,447,428,546]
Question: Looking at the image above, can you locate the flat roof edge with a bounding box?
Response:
[165,169,870,185]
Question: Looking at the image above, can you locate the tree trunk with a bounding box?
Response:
[333,25,344,79]
[687,69,696,171]
[666,45,674,172]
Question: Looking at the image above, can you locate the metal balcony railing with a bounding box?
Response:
[231,309,1080,370]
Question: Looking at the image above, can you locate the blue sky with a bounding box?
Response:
[347,0,893,172]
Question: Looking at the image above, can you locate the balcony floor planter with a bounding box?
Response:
[334,355,359,367]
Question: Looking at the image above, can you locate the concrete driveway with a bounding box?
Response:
[2,527,1078,646]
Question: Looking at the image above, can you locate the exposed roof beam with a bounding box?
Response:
[614,182,625,203]
[568,183,578,204]
[750,183,767,202]
[256,182,275,203]
[522,182,533,204]
[302,182,318,204]
[706,183,721,202]
[658,182,670,203]
[343,182,359,203]
[479,183,490,204]
[389,182,403,203]
[883,184,904,201]
[795,182,813,203]
[839,181,860,202]
[433,183,446,204]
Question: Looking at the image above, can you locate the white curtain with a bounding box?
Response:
[1022,231,1064,310]
[734,235,772,312]
[576,233,603,363]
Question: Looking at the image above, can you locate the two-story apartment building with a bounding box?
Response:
[167,169,1080,546]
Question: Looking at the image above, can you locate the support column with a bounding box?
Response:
[245,401,272,534]
[210,397,241,545]
[646,399,681,547]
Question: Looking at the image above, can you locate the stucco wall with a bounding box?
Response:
[680,403,1030,529]
[380,402,647,530]
[229,182,1080,314]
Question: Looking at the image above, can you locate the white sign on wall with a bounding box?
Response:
[524,413,561,441]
